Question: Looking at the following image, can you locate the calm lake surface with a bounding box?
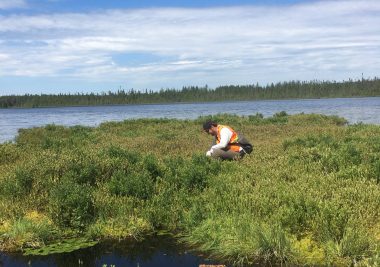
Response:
[1,97,380,143]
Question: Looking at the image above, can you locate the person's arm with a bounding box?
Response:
[210,127,232,151]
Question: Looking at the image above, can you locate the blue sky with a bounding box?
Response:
[0,0,379,95]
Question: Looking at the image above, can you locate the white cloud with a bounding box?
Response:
[0,0,379,92]
[0,0,26,9]
[0,53,9,60]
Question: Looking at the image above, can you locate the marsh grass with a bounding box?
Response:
[0,113,379,266]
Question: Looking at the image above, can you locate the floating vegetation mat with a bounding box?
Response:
[23,238,98,256]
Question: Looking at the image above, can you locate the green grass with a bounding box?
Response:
[0,113,379,266]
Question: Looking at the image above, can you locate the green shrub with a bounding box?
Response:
[105,145,139,164]
[48,180,95,229]
[70,125,93,137]
[143,154,162,179]
[107,169,154,199]
[267,111,288,124]
[0,143,19,164]
[312,202,351,242]
[288,114,347,126]
[63,160,100,185]
[371,157,380,182]
[283,134,337,150]
[248,113,264,123]
[248,111,288,125]
[197,113,245,126]
[271,194,318,234]
[0,166,34,198]
[163,155,221,190]
[179,156,211,190]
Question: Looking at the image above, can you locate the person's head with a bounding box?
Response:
[203,120,218,136]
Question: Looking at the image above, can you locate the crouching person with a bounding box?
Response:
[203,120,253,160]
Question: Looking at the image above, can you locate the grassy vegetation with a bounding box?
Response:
[0,113,379,266]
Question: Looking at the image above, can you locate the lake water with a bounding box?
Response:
[0,97,379,144]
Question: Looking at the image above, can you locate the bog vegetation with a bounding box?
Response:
[1,77,380,108]
[0,113,379,266]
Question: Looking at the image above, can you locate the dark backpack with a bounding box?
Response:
[238,133,253,154]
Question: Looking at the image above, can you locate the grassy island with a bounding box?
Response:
[0,113,379,266]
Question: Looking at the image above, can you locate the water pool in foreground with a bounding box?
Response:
[0,235,227,267]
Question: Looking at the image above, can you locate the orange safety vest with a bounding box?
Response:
[216,125,241,152]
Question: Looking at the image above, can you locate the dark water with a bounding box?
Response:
[0,97,379,143]
[0,236,225,267]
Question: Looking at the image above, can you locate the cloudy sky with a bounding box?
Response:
[0,0,379,95]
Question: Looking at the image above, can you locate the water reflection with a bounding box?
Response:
[0,236,224,267]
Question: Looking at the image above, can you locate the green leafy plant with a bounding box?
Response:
[49,180,95,229]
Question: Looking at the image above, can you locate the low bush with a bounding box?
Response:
[107,169,154,199]
[48,180,95,230]
[0,166,34,199]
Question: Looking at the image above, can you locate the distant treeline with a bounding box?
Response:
[1,78,380,108]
